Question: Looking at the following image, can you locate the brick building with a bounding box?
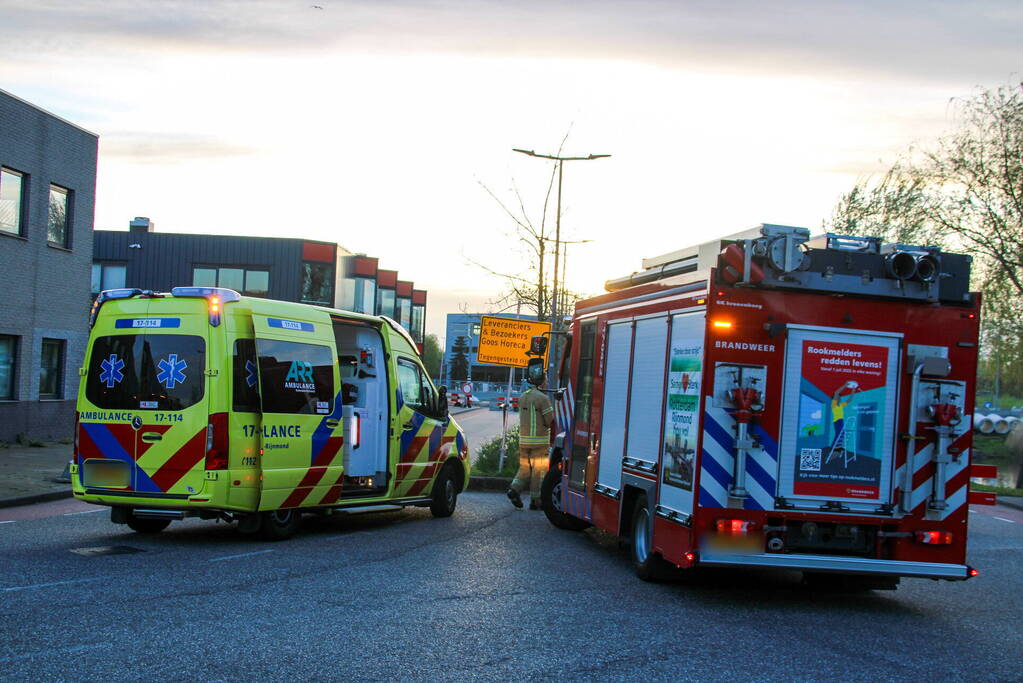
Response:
[0,89,98,442]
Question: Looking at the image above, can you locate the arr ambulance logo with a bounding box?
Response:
[284,360,315,392]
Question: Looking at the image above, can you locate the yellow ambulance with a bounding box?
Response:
[71,287,468,540]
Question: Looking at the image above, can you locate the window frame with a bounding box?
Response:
[0,335,17,400]
[91,262,127,295]
[300,261,334,306]
[192,265,271,297]
[38,338,65,400]
[0,167,26,237]
[397,356,439,418]
[47,184,71,248]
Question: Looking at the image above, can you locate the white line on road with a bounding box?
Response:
[2,577,102,592]
[0,520,14,525]
[209,549,274,562]
[63,509,104,516]
[993,516,1017,524]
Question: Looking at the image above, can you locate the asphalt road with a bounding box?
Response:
[453,408,508,461]
[1,495,1021,681]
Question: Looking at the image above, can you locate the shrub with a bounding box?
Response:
[472,426,520,477]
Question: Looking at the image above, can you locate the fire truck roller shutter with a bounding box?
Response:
[623,316,670,470]
[596,322,633,496]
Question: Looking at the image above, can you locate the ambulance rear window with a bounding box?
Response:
[85,334,206,411]
[256,339,334,415]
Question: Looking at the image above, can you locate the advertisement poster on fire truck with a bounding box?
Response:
[794,340,887,499]
[661,334,703,491]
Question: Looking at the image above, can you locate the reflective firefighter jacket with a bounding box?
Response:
[518,387,554,447]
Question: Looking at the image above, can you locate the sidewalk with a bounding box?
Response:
[0,442,74,509]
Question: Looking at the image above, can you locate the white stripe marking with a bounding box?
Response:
[209,549,274,562]
[64,509,104,516]
[3,577,102,592]
[993,516,1016,524]
[0,520,15,525]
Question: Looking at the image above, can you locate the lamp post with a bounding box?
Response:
[511,148,610,383]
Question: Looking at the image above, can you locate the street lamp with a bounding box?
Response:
[511,148,610,384]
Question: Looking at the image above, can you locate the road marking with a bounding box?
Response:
[209,549,274,562]
[0,520,14,525]
[63,509,104,516]
[2,577,102,592]
[993,516,1017,524]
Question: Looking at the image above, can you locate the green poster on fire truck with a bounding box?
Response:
[661,329,703,492]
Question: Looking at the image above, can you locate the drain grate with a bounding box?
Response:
[69,546,146,556]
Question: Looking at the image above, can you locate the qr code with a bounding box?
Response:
[799,448,822,471]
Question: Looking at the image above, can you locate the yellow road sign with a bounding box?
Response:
[476,316,552,368]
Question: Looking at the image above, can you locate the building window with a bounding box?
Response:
[91,262,127,294]
[47,184,71,247]
[39,338,64,399]
[397,297,412,330]
[353,277,376,314]
[376,288,396,319]
[0,336,15,400]
[301,262,333,306]
[0,168,25,236]
[411,304,425,344]
[193,266,270,297]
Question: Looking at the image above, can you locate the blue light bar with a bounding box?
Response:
[170,287,241,327]
[89,288,145,328]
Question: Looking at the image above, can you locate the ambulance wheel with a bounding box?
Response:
[630,494,669,582]
[126,515,171,534]
[260,509,301,541]
[541,469,590,531]
[430,463,459,518]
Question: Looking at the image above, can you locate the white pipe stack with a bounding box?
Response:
[976,413,997,434]
[993,415,1012,434]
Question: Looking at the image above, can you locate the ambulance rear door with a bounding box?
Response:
[776,325,901,513]
[80,297,211,500]
[251,312,343,511]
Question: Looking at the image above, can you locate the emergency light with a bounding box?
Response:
[170,287,241,327]
[89,288,145,327]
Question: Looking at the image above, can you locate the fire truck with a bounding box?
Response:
[540,224,997,588]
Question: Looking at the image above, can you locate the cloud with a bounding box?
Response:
[4,1,1021,84]
[100,132,257,163]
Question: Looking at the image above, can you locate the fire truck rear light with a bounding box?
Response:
[716,519,753,534]
[915,530,953,545]
[712,320,732,329]
[968,567,979,578]
[684,552,696,563]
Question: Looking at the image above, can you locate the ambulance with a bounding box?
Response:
[541,225,997,588]
[72,287,468,540]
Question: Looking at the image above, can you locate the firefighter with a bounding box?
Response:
[507,366,554,510]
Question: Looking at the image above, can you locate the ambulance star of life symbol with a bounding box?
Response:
[157,354,188,389]
[245,360,257,388]
[99,354,125,388]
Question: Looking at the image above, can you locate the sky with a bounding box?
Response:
[3,0,1021,342]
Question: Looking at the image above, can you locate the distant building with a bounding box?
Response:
[92,222,428,344]
[441,312,538,383]
[0,89,98,442]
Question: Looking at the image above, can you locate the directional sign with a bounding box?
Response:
[476,316,552,368]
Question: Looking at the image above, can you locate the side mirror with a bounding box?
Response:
[437,386,449,419]
[529,335,548,357]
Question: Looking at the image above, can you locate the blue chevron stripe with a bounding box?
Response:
[700,449,732,490]
[699,484,724,508]
[82,423,162,493]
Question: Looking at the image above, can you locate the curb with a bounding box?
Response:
[998,496,1023,512]
[468,476,512,492]
[0,489,73,510]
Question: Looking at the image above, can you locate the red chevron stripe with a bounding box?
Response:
[77,424,104,460]
[401,435,430,463]
[135,424,173,460]
[312,436,343,467]
[317,471,347,506]
[149,427,207,492]
[945,463,971,499]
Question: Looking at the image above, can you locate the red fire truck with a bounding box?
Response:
[541,224,997,588]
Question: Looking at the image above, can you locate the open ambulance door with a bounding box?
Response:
[251,313,344,511]
[776,325,901,514]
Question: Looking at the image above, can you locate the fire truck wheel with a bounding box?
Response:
[126,515,171,534]
[260,509,302,541]
[430,463,459,518]
[540,469,590,531]
[631,494,669,581]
